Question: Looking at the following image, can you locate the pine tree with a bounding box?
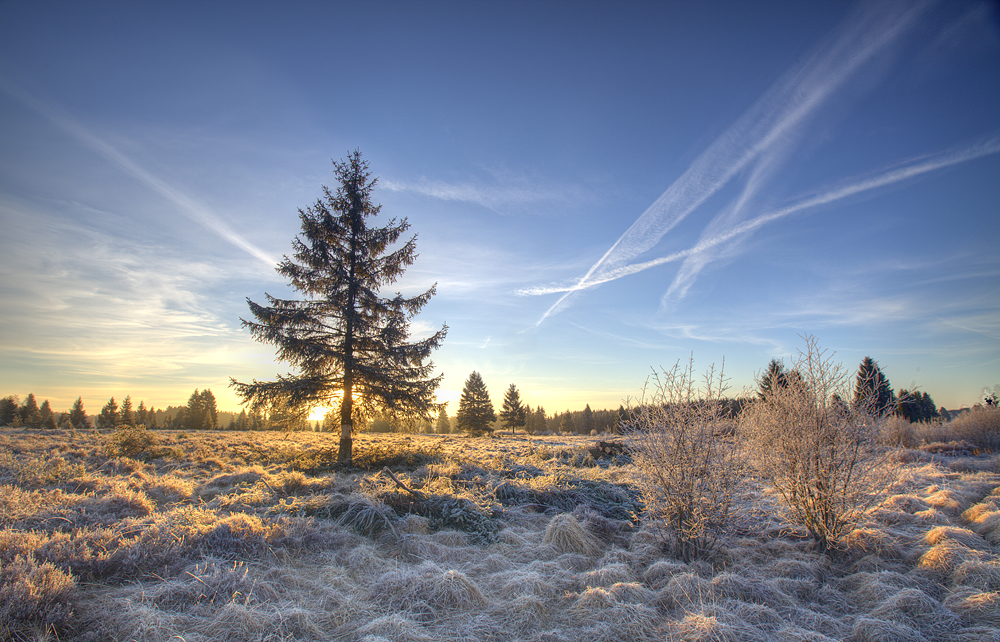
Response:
[181,389,219,430]
[758,358,788,398]
[854,356,895,417]
[232,151,447,464]
[20,393,40,428]
[456,371,495,436]
[98,397,119,429]
[560,411,576,434]
[500,384,526,435]
[200,390,218,429]
[534,406,547,433]
[120,396,134,426]
[582,404,596,434]
[38,400,57,429]
[136,400,148,427]
[70,397,90,429]
[435,407,451,434]
[0,396,18,426]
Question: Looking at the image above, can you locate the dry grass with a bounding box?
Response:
[1,427,999,641]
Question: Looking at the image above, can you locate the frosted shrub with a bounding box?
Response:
[104,423,159,459]
[740,335,897,553]
[947,405,1000,452]
[624,357,745,562]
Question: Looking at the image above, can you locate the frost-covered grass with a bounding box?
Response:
[2,427,999,641]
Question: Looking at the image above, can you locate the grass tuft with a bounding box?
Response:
[543,513,600,557]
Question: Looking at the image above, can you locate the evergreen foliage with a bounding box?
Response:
[69,397,90,429]
[525,405,546,434]
[98,397,119,430]
[120,396,134,426]
[896,389,940,423]
[499,384,526,435]
[232,151,446,464]
[560,411,576,433]
[136,400,148,427]
[0,395,17,426]
[456,371,495,435]
[19,393,40,427]
[435,407,451,433]
[181,389,219,430]
[854,356,895,416]
[38,399,56,429]
[582,404,595,433]
[758,358,788,398]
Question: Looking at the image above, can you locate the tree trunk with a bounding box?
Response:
[339,419,353,464]
[339,379,354,465]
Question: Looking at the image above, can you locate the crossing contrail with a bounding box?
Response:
[520,134,1000,297]
[531,0,936,325]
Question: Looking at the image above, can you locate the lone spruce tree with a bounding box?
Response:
[232,151,447,464]
[457,371,495,436]
[499,383,526,435]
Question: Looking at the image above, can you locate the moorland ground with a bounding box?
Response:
[2,423,1000,641]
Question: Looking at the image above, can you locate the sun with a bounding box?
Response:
[308,406,332,422]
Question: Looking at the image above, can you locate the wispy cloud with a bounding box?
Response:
[382,172,586,215]
[0,80,278,269]
[0,200,269,381]
[528,0,938,324]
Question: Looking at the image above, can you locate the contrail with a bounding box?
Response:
[534,0,933,325]
[1,81,278,269]
[521,134,1000,296]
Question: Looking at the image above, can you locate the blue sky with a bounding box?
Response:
[1,0,998,417]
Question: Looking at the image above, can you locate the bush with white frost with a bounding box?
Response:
[624,357,745,562]
[740,335,897,553]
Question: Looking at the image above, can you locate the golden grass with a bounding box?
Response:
[2,427,1000,641]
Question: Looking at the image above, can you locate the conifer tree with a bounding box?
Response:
[853,356,895,416]
[136,400,148,427]
[560,410,576,433]
[200,390,218,429]
[456,371,495,436]
[182,389,219,430]
[70,397,90,429]
[435,407,451,434]
[39,400,56,429]
[582,404,596,434]
[120,396,134,426]
[20,393,40,427]
[534,406,547,433]
[758,358,788,398]
[98,397,118,429]
[232,151,447,464]
[500,384,526,435]
[0,396,18,426]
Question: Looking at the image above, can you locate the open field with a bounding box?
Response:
[2,427,1000,641]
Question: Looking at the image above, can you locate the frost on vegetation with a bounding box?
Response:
[740,335,899,554]
[543,513,600,557]
[624,356,745,562]
[5,423,1000,641]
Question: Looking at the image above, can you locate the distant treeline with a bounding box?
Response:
[1,355,981,433]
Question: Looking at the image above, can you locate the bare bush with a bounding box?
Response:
[946,405,1000,452]
[624,357,745,562]
[740,335,897,553]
